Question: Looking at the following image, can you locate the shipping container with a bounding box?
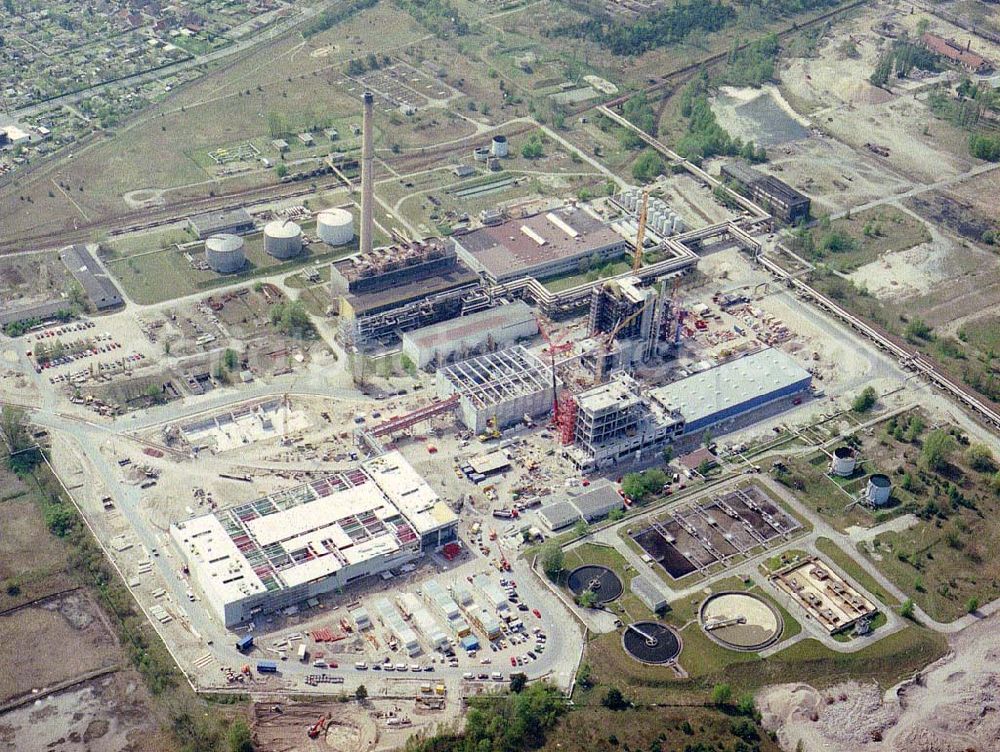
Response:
[236,634,254,652]
[257,661,278,673]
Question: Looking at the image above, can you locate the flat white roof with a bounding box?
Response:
[170,515,267,605]
[364,451,457,535]
[245,483,388,546]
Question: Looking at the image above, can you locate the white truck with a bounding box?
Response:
[298,644,308,662]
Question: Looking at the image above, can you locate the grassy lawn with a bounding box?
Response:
[958,313,1000,354]
[107,231,357,304]
[797,207,931,273]
[104,228,197,259]
[541,259,632,292]
[542,704,782,752]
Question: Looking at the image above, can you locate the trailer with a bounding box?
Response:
[257,660,278,674]
[298,644,309,662]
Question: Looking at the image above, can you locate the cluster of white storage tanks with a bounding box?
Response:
[619,188,686,236]
[316,207,354,246]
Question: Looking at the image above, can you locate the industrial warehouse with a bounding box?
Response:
[564,348,812,471]
[453,205,629,283]
[170,452,457,626]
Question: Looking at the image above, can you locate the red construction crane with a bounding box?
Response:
[536,317,572,423]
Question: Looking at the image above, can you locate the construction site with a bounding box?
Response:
[4,1,1000,742]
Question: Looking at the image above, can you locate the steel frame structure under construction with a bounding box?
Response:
[436,346,553,433]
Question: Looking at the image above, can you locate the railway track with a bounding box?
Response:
[756,254,1000,430]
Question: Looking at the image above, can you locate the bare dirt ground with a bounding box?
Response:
[0,671,164,752]
[775,6,973,199]
[758,611,1000,751]
[0,591,121,705]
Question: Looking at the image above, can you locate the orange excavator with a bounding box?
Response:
[307,714,328,739]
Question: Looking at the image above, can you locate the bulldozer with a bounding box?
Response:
[477,415,500,442]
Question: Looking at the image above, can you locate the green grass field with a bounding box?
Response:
[107,231,357,304]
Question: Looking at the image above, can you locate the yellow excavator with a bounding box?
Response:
[478,415,500,442]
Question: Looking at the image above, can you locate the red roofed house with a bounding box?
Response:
[921,33,994,74]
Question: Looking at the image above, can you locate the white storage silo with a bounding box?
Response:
[673,216,685,234]
[205,233,246,274]
[830,446,857,477]
[316,208,354,246]
[263,219,302,259]
[491,135,509,158]
[866,474,892,506]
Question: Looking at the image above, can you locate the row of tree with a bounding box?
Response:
[548,0,735,56]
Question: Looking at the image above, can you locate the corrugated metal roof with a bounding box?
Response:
[650,348,811,427]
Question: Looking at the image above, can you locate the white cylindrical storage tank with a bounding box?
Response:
[316,208,354,246]
[205,233,246,274]
[866,474,892,506]
[491,135,509,158]
[264,219,302,259]
[673,216,685,234]
[830,446,857,477]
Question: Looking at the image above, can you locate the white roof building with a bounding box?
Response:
[170,452,457,627]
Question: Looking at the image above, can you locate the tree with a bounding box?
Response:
[904,318,933,342]
[355,684,368,701]
[577,662,593,688]
[226,719,255,752]
[510,672,528,693]
[602,686,628,710]
[521,136,544,159]
[967,597,980,614]
[662,445,674,464]
[1,405,40,473]
[577,590,597,608]
[852,386,878,413]
[631,150,665,182]
[275,163,288,179]
[900,598,915,619]
[540,541,564,581]
[711,683,733,706]
[223,348,239,371]
[573,519,590,538]
[921,429,955,473]
[967,443,996,473]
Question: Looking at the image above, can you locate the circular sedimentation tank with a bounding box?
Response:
[316,208,354,246]
[205,233,247,274]
[263,219,303,259]
[622,621,681,664]
[699,592,783,651]
[567,565,623,604]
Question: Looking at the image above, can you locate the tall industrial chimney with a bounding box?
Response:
[360,91,375,257]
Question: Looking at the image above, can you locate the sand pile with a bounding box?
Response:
[758,613,1000,751]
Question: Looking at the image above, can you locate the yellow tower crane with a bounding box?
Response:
[632,189,651,273]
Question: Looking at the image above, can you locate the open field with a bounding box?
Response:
[791,207,931,273]
[105,227,358,305]
[541,704,782,752]
[0,592,121,706]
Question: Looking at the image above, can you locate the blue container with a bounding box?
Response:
[236,634,254,652]
[257,660,278,673]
